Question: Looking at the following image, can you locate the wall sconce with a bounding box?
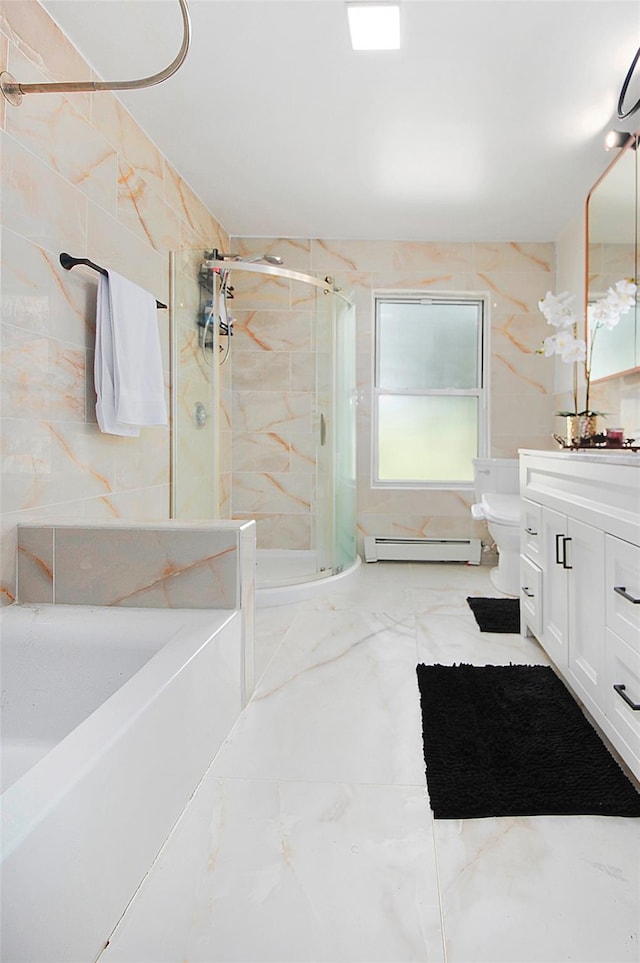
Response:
[604,130,633,150]
[347,2,400,50]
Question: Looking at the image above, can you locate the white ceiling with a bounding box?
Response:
[42,0,640,242]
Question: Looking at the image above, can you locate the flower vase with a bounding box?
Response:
[565,415,597,446]
[577,414,597,444]
[565,416,579,446]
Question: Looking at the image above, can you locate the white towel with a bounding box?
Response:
[95,270,168,436]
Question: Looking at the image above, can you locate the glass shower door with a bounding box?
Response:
[314,286,334,575]
[334,293,357,573]
[170,251,357,585]
[315,285,357,576]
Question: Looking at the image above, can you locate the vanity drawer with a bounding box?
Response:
[605,535,640,651]
[605,627,640,773]
[520,499,542,565]
[520,553,542,638]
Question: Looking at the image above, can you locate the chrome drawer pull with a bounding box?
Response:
[613,684,640,711]
[522,587,535,598]
[614,585,640,604]
[525,527,537,536]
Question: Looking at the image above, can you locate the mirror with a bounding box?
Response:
[586,133,639,382]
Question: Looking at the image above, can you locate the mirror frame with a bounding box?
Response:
[584,130,639,383]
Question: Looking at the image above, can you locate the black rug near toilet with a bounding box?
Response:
[467,596,520,633]
[416,663,640,819]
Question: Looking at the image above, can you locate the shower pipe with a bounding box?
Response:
[0,0,191,107]
[199,260,354,306]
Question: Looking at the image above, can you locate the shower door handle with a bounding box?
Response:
[320,412,327,446]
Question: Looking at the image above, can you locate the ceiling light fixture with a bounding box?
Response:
[604,129,632,150]
[347,2,400,51]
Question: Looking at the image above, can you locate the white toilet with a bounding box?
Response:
[472,458,521,597]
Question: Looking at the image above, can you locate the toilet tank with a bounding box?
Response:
[472,458,520,501]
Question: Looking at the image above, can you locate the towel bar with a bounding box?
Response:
[59,254,167,309]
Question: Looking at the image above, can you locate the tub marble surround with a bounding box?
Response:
[96,561,640,963]
[16,518,256,701]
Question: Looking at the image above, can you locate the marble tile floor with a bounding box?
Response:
[100,562,640,963]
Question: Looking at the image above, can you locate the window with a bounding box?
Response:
[373,295,488,486]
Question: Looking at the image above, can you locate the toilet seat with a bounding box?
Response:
[479,492,521,526]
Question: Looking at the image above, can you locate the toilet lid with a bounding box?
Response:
[481,492,521,525]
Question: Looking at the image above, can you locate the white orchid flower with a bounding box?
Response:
[560,337,587,364]
[538,280,633,420]
[613,279,637,306]
[591,298,621,329]
[541,335,560,356]
[538,291,580,328]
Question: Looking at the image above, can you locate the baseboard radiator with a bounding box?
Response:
[363,536,482,564]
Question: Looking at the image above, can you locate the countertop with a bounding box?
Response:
[518,448,640,467]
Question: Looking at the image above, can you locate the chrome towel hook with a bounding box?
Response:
[1,0,191,107]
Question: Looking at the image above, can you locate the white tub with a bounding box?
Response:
[0,603,243,963]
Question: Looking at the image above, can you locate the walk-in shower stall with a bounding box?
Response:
[170,250,357,596]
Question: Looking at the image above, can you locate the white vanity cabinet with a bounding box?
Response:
[519,450,640,781]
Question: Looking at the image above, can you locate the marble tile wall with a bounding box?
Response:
[0,1,229,604]
[226,241,318,550]
[4,4,635,590]
[231,237,558,554]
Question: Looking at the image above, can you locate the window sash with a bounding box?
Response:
[372,295,488,488]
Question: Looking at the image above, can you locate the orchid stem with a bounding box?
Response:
[585,323,598,415]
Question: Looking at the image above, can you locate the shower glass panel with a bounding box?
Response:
[170,250,218,518]
[170,253,356,589]
[334,292,357,574]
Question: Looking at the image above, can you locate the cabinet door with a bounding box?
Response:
[541,506,569,669]
[605,535,640,650]
[567,518,606,714]
[605,627,640,778]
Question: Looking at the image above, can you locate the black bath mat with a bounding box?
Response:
[467,596,520,633]
[416,663,640,819]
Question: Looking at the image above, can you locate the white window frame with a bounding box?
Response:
[371,291,490,489]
